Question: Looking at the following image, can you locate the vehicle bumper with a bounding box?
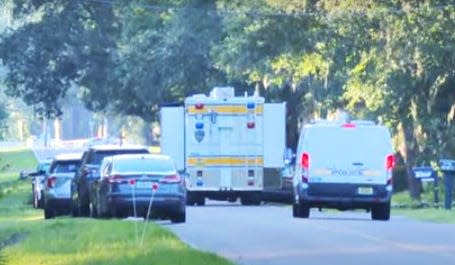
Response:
[296,183,392,208]
[108,194,185,216]
[46,198,72,209]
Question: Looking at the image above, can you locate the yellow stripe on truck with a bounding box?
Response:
[187,105,263,115]
[187,156,263,167]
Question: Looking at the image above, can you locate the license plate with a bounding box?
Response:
[136,181,152,189]
[358,187,373,195]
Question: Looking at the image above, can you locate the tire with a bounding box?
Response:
[227,197,237,203]
[292,201,310,218]
[171,209,186,223]
[196,196,205,206]
[186,192,197,206]
[240,193,261,206]
[371,202,391,221]
[44,206,55,219]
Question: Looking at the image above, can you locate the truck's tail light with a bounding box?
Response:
[247,122,255,129]
[160,174,182,184]
[47,176,56,188]
[301,152,309,183]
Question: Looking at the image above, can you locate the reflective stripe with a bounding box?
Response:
[187,104,263,115]
[187,156,263,167]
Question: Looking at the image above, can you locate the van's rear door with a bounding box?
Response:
[307,126,392,185]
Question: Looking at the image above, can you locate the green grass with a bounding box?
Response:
[0,148,37,173]
[0,149,234,265]
[392,190,455,223]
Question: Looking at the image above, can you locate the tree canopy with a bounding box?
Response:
[1,0,455,197]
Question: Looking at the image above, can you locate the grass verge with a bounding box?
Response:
[0,149,234,265]
[392,191,455,223]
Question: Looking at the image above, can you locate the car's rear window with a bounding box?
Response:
[113,158,175,173]
[50,160,81,173]
[91,149,149,165]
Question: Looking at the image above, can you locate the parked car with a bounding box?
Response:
[30,159,52,208]
[43,153,82,219]
[91,154,186,223]
[71,145,150,217]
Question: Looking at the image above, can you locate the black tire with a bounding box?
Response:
[171,208,186,223]
[44,207,55,219]
[240,193,261,206]
[293,201,310,218]
[371,202,391,221]
[186,192,197,206]
[196,195,205,206]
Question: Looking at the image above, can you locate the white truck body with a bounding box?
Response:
[160,87,285,205]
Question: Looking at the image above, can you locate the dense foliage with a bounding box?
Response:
[1,0,455,197]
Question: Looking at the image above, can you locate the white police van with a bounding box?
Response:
[292,119,395,220]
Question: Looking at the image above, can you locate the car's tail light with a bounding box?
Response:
[386,154,395,185]
[160,174,182,184]
[47,176,57,188]
[108,175,124,184]
[301,152,309,183]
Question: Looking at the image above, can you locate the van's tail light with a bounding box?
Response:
[160,174,182,184]
[47,176,57,188]
[301,152,309,183]
[386,154,395,185]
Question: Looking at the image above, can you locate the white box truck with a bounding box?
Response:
[292,119,395,220]
[160,87,286,205]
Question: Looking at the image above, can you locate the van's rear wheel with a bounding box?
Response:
[293,202,310,218]
[371,202,390,221]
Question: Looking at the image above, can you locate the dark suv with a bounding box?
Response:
[70,145,150,217]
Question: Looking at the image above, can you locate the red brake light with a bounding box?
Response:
[301,152,309,169]
[342,123,356,128]
[160,174,182,184]
[47,176,56,188]
[386,155,395,170]
[247,122,255,129]
[108,175,123,184]
[195,103,204,110]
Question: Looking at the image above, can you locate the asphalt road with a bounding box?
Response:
[31,147,455,265]
[168,201,455,265]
